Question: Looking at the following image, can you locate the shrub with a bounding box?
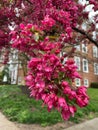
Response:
[90,82,98,88]
[0,72,3,85]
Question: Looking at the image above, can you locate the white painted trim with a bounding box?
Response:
[94,63,98,75]
[75,78,81,87]
[84,79,89,87]
[82,43,87,53]
[82,59,89,73]
[74,56,81,71]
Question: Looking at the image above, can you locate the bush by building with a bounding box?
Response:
[90,82,98,88]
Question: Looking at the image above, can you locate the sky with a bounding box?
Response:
[79,0,98,31]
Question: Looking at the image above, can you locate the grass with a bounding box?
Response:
[0,85,62,125]
[0,85,98,125]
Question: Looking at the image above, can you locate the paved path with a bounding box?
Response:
[0,112,20,130]
[64,118,98,130]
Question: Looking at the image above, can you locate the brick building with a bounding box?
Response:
[0,43,98,87]
[74,43,98,87]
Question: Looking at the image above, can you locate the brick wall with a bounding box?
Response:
[75,43,98,87]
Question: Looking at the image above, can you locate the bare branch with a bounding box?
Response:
[73,27,98,48]
[25,0,33,4]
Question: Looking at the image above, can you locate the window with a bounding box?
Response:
[93,46,98,58]
[60,52,67,64]
[0,56,2,62]
[75,45,80,51]
[82,59,89,72]
[94,63,98,75]
[75,78,81,87]
[12,51,18,60]
[0,55,4,62]
[18,76,22,84]
[82,44,87,53]
[63,57,68,64]
[74,56,81,71]
[9,53,12,61]
[84,79,89,87]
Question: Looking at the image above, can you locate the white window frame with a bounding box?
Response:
[74,56,81,71]
[0,56,2,62]
[0,55,4,62]
[84,79,89,87]
[75,45,80,51]
[93,46,98,58]
[60,52,67,64]
[75,78,81,87]
[82,43,87,53]
[13,51,18,60]
[82,59,89,73]
[18,76,22,84]
[63,57,68,64]
[94,63,98,75]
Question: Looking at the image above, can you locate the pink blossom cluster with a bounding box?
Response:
[26,54,89,120]
[64,60,81,80]
[29,0,78,31]
[11,24,61,56]
[41,15,56,31]
[10,0,79,53]
[11,24,42,55]
[0,0,91,121]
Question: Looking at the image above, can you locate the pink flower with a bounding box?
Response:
[61,109,71,120]
[76,86,89,107]
[28,58,41,68]
[62,81,71,95]
[43,94,58,112]
[44,67,52,72]
[64,59,81,80]
[26,75,32,81]
[20,23,25,29]
[41,15,56,30]
[58,97,68,108]
[62,81,68,87]
[26,74,34,86]
[61,105,77,120]
[69,106,77,117]
[73,72,81,79]
[68,91,76,100]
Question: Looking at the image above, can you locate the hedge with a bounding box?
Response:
[90,82,98,88]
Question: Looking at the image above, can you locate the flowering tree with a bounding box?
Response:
[0,0,98,120]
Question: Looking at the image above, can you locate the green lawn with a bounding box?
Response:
[0,85,98,125]
[88,88,98,111]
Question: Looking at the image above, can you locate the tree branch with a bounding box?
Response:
[25,0,33,5]
[73,27,98,48]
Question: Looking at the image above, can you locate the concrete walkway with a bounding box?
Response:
[0,112,20,130]
[0,111,98,130]
[64,118,98,130]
